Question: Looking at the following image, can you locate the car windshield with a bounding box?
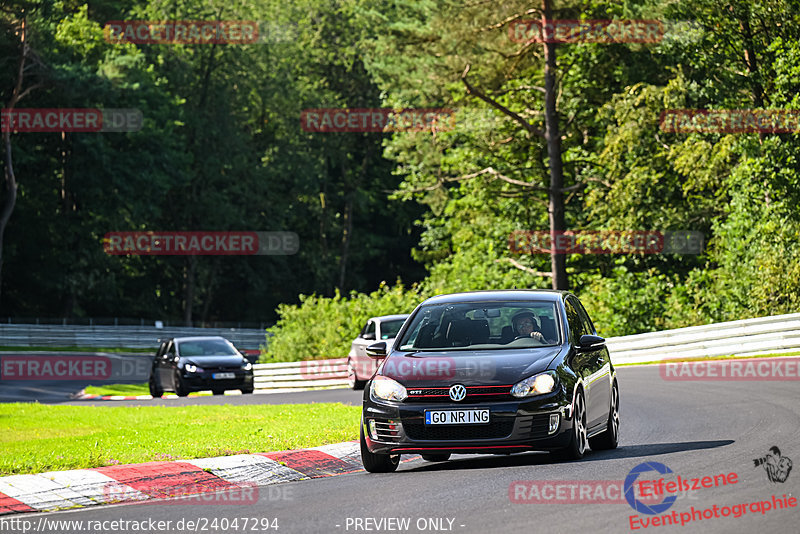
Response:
[380,319,406,339]
[397,301,560,351]
[177,339,238,357]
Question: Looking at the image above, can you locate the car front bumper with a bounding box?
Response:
[362,390,575,455]
[180,371,254,391]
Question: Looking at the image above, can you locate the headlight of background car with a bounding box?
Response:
[184,363,203,373]
[370,375,408,401]
[242,361,253,371]
[511,371,557,398]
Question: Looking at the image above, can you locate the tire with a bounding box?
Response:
[421,454,451,462]
[347,359,366,390]
[241,387,254,394]
[148,373,163,398]
[212,390,225,396]
[551,388,588,461]
[173,372,190,397]
[360,423,399,473]
[589,381,619,450]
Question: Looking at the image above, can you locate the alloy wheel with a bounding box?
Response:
[575,392,588,455]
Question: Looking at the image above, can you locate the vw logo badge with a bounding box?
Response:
[449,384,467,402]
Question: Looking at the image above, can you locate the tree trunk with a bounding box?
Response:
[1,17,39,309]
[199,258,219,324]
[541,0,568,290]
[183,255,196,326]
[338,193,354,290]
[0,130,18,309]
[735,7,770,206]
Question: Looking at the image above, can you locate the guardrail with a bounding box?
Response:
[251,312,800,391]
[0,324,268,350]
[606,312,800,364]
[254,358,349,390]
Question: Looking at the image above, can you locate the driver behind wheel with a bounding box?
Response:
[512,311,546,342]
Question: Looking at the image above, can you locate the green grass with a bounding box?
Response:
[616,350,800,367]
[82,383,347,396]
[0,403,361,476]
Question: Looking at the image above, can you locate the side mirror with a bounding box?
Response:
[577,334,605,351]
[366,342,387,359]
[362,332,376,340]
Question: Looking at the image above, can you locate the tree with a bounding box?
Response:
[0,2,45,307]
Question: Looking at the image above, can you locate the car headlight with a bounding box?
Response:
[184,363,202,373]
[511,372,557,398]
[370,375,408,401]
[242,361,253,371]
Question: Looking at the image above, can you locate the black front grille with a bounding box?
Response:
[403,420,514,440]
[405,385,514,404]
[199,367,244,374]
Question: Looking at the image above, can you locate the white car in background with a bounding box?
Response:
[347,314,409,389]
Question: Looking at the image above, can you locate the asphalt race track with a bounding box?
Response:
[0,352,152,403]
[8,363,799,534]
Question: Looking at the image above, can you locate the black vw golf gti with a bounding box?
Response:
[360,290,619,472]
[149,336,254,397]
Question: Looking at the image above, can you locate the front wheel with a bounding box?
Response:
[148,373,163,398]
[589,381,619,450]
[360,424,399,473]
[173,372,190,397]
[347,359,366,390]
[551,388,587,461]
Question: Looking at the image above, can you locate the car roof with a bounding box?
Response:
[370,314,410,322]
[164,336,232,343]
[420,289,568,306]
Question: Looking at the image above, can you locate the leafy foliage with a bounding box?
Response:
[2,0,799,358]
[264,281,422,361]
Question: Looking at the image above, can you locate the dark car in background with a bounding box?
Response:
[347,314,410,389]
[359,290,619,472]
[149,336,254,397]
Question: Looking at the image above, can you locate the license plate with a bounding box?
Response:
[212,372,235,380]
[425,409,489,425]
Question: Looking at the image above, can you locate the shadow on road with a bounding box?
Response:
[582,440,734,462]
[400,440,734,472]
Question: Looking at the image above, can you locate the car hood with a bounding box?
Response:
[181,355,246,368]
[378,346,563,386]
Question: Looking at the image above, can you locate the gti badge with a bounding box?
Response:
[449,384,466,402]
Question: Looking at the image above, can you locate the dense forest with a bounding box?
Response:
[1,1,798,355]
